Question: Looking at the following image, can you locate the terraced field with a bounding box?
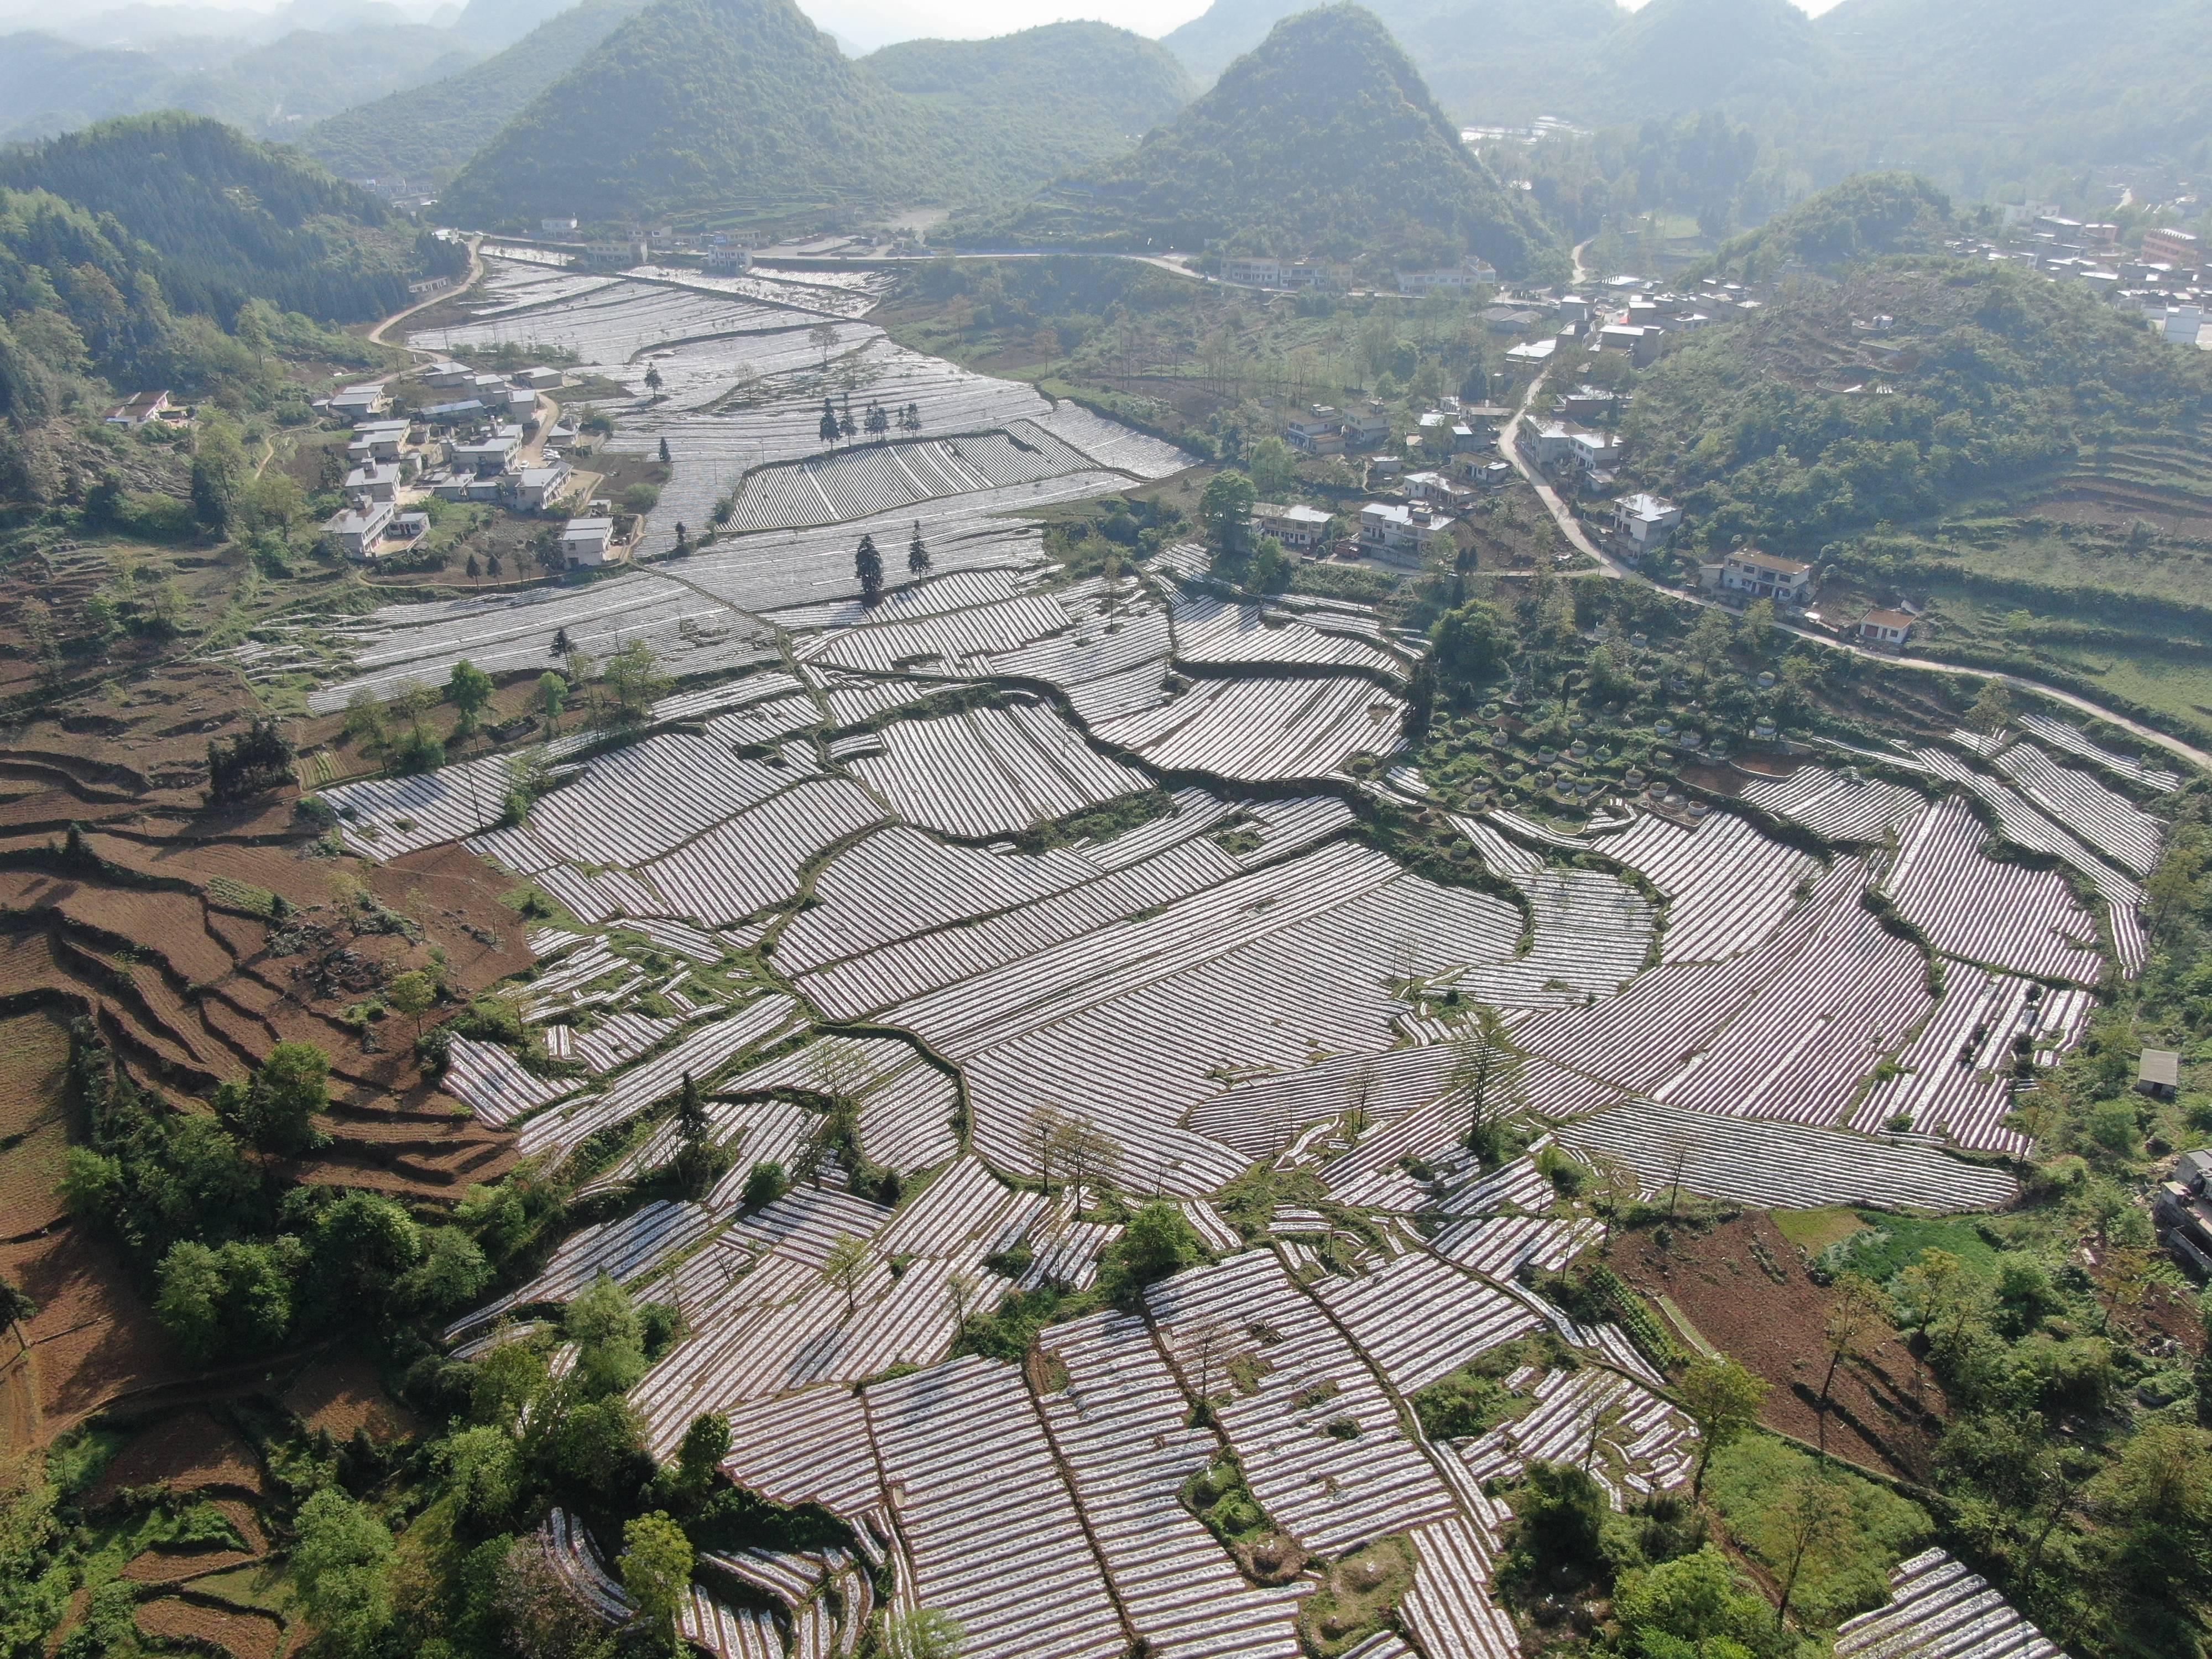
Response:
[257,263,2187,1659]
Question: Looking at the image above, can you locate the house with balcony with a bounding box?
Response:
[1359,501,1455,564]
[1610,493,1681,556]
[1252,502,1332,551]
[1716,548,1815,605]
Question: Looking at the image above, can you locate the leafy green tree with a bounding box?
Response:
[1507,1460,1606,1580]
[872,1609,964,1659]
[189,420,248,536]
[670,1072,722,1199]
[742,1161,788,1209]
[403,1226,492,1314]
[437,1423,521,1531]
[618,1511,691,1638]
[154,1239,293,1361]
[821,1233,873,1322]
[602,638,666,720]
[1431,598,1507,691]
[1612,1545,1772,1655]
[1246,435,1299,499]
[1102,1201,1206,1306]
[291,1488,394,1657]
[536,670,567,735]
[447,658,494,729]
[1198,469,1256,549]
[565,1273,647,1397]
[1679,1353,1767,1496]
[677,1412,732,1493]
[471,1333,550,1434]
[387,970,436,1047]
[305,1192,424,1318]
[215,1040,330,1156]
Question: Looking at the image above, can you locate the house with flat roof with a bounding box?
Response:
[1252,502,1332,551]
[343,462,400,504]
[330,383,389,421]
[325,499,395,559]
[422,361,474,388]
[1858,607,1916,647]
[1611,493,1681,555]
[513,367,566,390]
[562,516,618,566]
[2140,1048,2182,1100]
[508,463,573,513]
[1359,501,1454,564]
[1717,548,1815,604]
[1285,409,1345,455]
[347,420,411,464]
[1223,257,1282,288]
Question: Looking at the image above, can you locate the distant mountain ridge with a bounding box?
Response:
[962,4,1564,280]
[300,0,648,185]
[436,0,1197,227]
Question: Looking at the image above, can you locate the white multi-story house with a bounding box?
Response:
[1610,493,1681,555]
[1717,549,1815,604]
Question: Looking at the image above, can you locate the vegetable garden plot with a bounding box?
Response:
[1991,741,2166,876]
[1145,1251,1460,1554]
[775,566,1034,635]
[543,1510,633,1623]
[677,1589,779,1659]
[325,750,538,859]
[726,424,1099,534]
[862,1358,1129,1659]
[515,995,802,1158]
[719,1385,881,1521]
[1883,796,2103,983]
[1400,1514,1522,1659]
[440,1037,581,1126]
[413,280,822,377]
[714,1036,961,1172]
[448,1198,714,1336]
[797,593,1070,676]
[1456,1366,1694,1509]
[1550,1095,2018,1211]
[1431,1213,1592,1281]
[639,778,888,925]
[2015,712,2181,793]
[582,1097,816,1197]
[1651,867,1931,1129]
[1316,1253,1542,1394]
[1834,1549,2064,1659]
[1026,400,1194,478]
[1739,766,1925,842]
[1599,811,1819,964]
[1094,674,1406,782]
[1167,593,1405,679]
[849,703,1150,839]
[1849,966,2085,1154]
[509,733,813,870]
[1033,1312,1306,1659]
[296,575,776,713]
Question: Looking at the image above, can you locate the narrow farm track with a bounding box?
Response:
[1495,358,2212,775]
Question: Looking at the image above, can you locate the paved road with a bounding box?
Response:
[367,233,482,350]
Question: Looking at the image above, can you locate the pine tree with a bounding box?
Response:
[672,1072,714,1197]
[855,534,883,606]
[658,435,671,464]
[819,398,839,445]
[907,521,930,575]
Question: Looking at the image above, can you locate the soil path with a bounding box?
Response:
[367,233,483,351]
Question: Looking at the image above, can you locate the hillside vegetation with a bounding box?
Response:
[301,0,650,186]
[862,23,1193,188]
[1694,171,1957,282]
[438,0,1188,228]
[0,113,440,321]
[962,4,1564,280]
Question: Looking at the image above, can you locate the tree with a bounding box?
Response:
[1431,599,1506,690]
[465,552,481,585]
[1401,656,1436,739]
[445,655,493,726]
[1770,1464,1853,1631]
[908,520,930,575]
[657,435,671,462]
[1176,1317,1237,1422]
[1613,1545,1771,1654]
[1103,1202,1206,1305]
[1968,678,2012,734]
[644,365,664,395]
[1246,435,1299,499]
[810,321,838,368]
[742,1161,788,1209]
[537,670,567,735]
[677,1411,732,1492]
[190,420,248,535]
[872,1609,964,1659]
[292,1488,394,1656]
[1198,469,1256,549]
[819,397,839,445]
[387,970,436,1047]
[1508,1460,1607,1578]
[153,1239,291,1361]
[1678,1354,1767,1495]
[566,1272,647,1397]
[0,1272,34,1350]
[436,1423,521,1531]
[1816,1272,1884,1454]
[618,1511,691,1637]
[670,1072,721,1199]
[342,688,388,754]
[402,1225,491,1313]
[216,1040,330,1155]
[854,534,884,606]
[821,1233,872,1321]
[603,638,665,719]
[865,403,889,436]
[1449,1008,1524,1162]
[495,1538,608,1659]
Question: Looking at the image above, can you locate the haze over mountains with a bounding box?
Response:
[967,4,1561,276]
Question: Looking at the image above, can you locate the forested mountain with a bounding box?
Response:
[301,0,649,185]
[451,0,585,49]
[1162,0,2212,196]
[862,23,1193,183]
[436,0,1194,228]
[0,113,445,320]
[0,24,481,142]
[438,0,934,223]
[1693,172,1956,282]
[961,5,1564,280]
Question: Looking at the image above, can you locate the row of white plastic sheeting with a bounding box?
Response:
[1834,1548,2067,1659]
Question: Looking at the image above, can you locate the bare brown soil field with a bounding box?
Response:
[1,1225,187,1446]
[0,1009,72,1237]
[88,1408,268,1505]
[1611,1213,1947,1483]
[135,1594,285,1659]
[282,1349,416,1444]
